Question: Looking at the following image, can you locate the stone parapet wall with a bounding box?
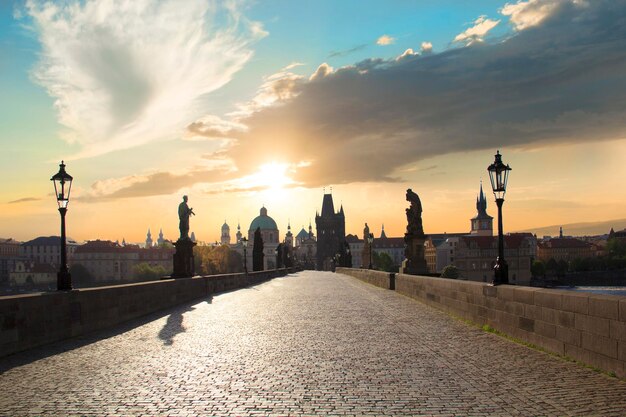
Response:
[0,269,293,358]
[336,267,395,290]
[393,273,626,378]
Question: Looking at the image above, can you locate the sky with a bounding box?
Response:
[1,0,626,244]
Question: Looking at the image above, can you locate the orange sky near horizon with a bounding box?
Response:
[2,139,626,244]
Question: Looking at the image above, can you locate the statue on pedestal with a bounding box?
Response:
[401,189,428,275]
[178,195,195,240]
[172,195,197,278]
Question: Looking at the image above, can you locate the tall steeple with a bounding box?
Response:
[470,182,493,236]
[236,222,242,243]
[221,220,231,245]
[380,224,387,239]
[157,228,165,246]
[146,228,153,248]
[476,181,488,216]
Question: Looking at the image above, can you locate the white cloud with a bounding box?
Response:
[420,42,433,53]
[454,15,500,44]
[25,0,264,159]
[396,48,417,61]
[501,0,579,31]
[309,62,334,81]
[376,35,395,46]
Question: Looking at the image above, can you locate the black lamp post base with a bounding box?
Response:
[491,257,509,286]
[57,271,72,291]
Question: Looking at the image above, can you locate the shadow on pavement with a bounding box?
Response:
[0,295,213,373]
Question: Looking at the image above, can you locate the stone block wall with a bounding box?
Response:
[393,273,626,378]
[336,267,395,290]
[0,269,293,357]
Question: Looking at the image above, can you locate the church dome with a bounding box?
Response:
[249,207,278,231]
[221,221,229,231]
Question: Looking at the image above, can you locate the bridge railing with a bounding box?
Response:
[337,267,626,379]
[0,268,296,358]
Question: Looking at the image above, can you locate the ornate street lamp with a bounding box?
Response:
[367,233,374,269]
[50,161,73,291]
[241,237,248,275]
[487,150,512,285]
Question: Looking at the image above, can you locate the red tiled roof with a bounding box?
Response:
[460,233,531,250]
[538,238,591,249]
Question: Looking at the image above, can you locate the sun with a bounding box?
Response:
[248,162,294,201]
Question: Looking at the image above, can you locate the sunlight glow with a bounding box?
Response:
[254,163,292,188]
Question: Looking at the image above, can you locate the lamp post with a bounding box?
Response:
[367,233,374,269]
[487,150,512,285]
[241,237,248,275]
[50,161,73,291]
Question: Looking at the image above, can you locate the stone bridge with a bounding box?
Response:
[1,270,625,416]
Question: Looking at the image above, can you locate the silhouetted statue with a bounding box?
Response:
[402,188,428,275]
[405,189,424,237]
[172,195,197,278]
[178,195,195,240]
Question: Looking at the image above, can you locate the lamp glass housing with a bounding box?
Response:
[487,151,511,200]
[51,161,73,209]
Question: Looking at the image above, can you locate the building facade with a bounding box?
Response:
[455,233,537,285]
[72,240,173,282]
[20,236,79,268]
[536,237,596,262]
[0,238,22,283]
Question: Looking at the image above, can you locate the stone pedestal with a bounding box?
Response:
[172,238,196,278]
[400,235,428,275]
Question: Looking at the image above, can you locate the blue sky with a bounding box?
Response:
[1,0,626,242]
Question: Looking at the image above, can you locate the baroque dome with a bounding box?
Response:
[249,207,278,231]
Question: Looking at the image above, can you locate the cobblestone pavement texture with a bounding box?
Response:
[1,271,626,416]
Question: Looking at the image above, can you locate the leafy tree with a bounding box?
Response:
[546,258,558,276]
[556,259,568,277]
[441,265,460,279]
[531,260,546,278]
[69,263,95,287]
[194,244,243,275]
[607,237,626,258]
[373,251,396,272]
[133,263,167,281]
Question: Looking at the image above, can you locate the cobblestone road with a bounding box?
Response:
[1,271,625,416]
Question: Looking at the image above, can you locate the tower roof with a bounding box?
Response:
[472,182,493,221]
[321,193,335,217]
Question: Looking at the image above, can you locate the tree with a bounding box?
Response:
[441,265,460,279]
[546,258,558,276]
[531,260,546,278]
[556,259,568,277]
[194,244,243,275]
[69,263,95,287]
[373,251,396,272]
[133,263,167,281]
[253,227,264,271]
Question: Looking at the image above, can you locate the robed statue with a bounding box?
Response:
[401,188,428,275]
[405,188,424,237]
[178,195,195,240]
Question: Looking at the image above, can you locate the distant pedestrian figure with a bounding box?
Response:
[178,195,195,240]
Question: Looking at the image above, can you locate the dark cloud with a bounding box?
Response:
[328,44,368,58]
[8,197,42,204]
[225,0,626,187]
